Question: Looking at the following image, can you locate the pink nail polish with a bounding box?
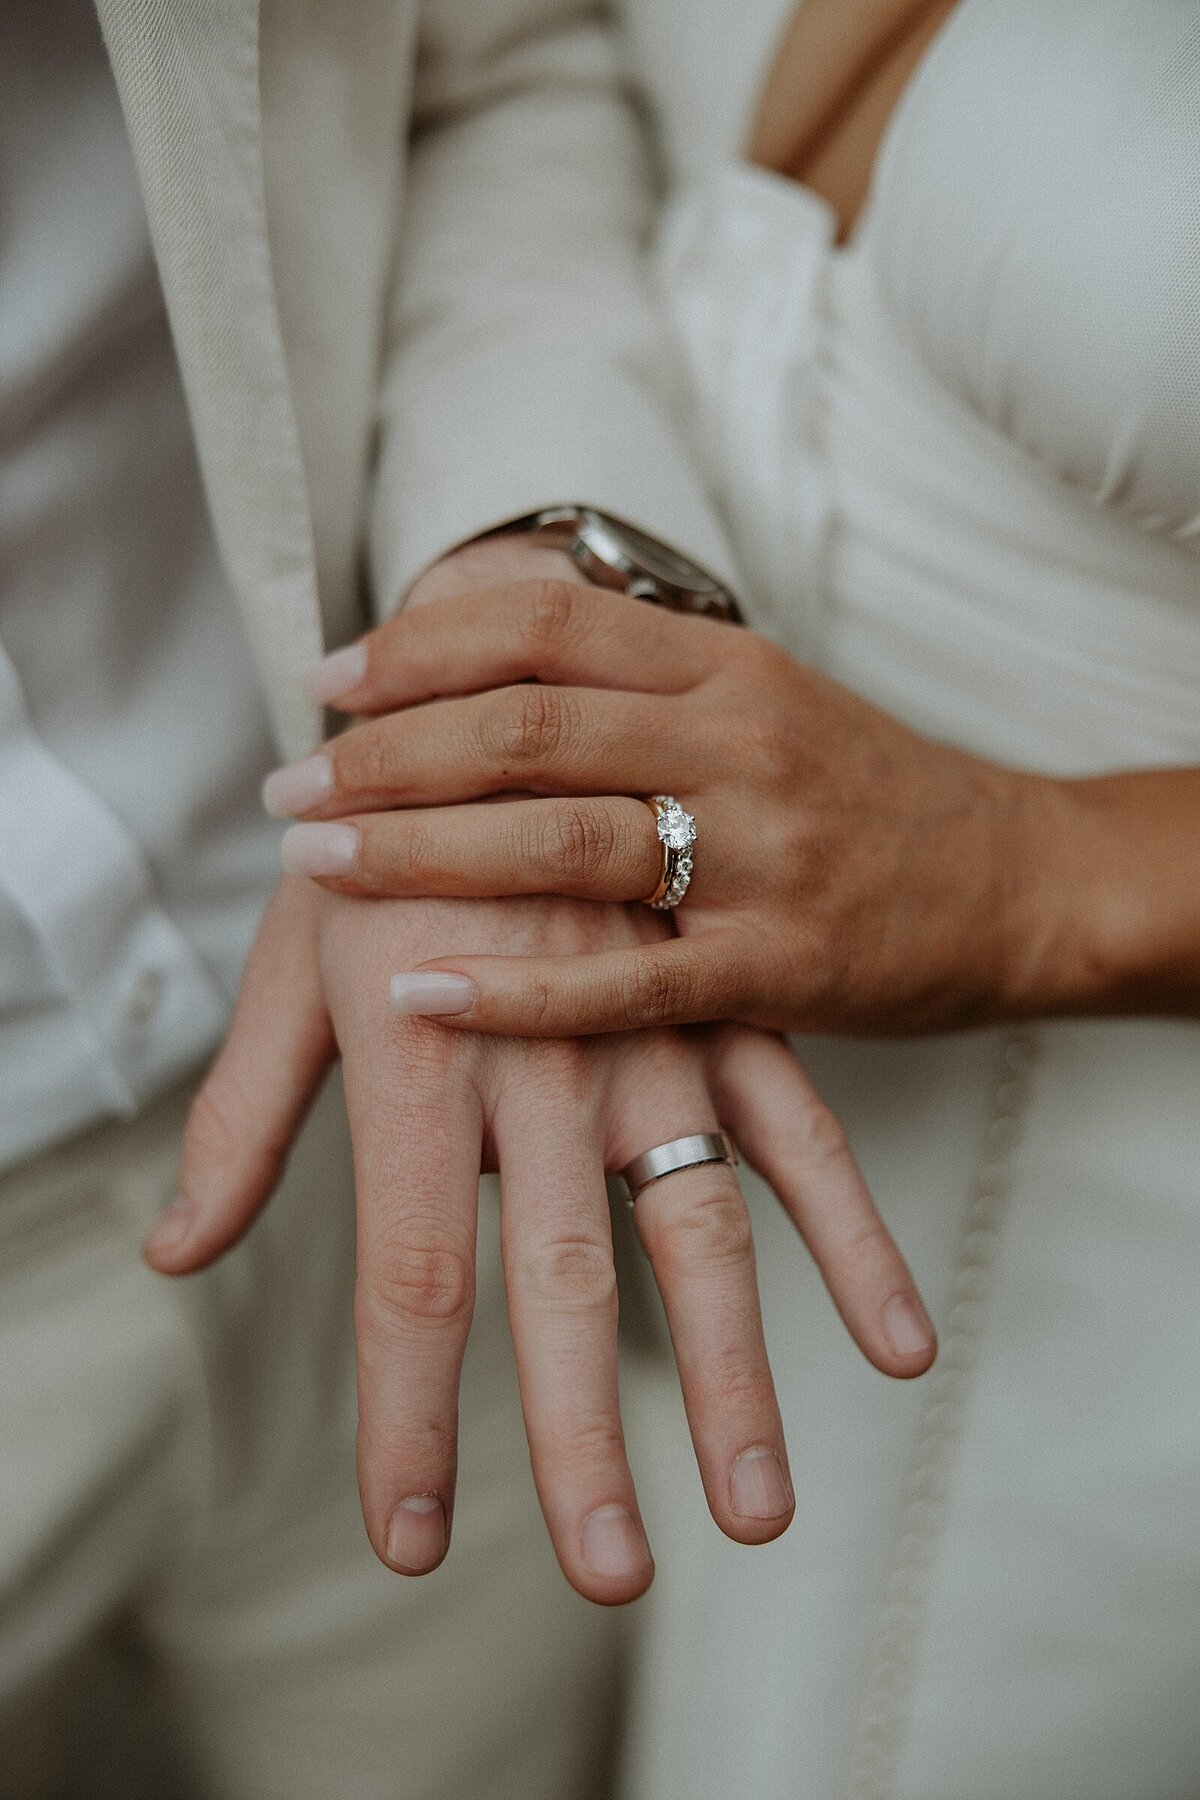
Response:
[386,1495,447,1573]
[143,1194,194,1259]
[581,1504,652,1580]
[883,1294,936,1360]
[389,972,477,1016]
[301,642,368,704]
[262,754,334,818]
[729,1446,793,1520]
[280,821,359,877]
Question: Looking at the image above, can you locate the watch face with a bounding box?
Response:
[581,515,721,594]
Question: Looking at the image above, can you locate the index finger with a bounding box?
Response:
[302,581,727,713]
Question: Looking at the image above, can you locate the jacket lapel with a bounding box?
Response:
[94,0,324,759]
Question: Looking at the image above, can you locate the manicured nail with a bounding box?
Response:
[262,754,333,818]
[729,1446,793,1520]
[581,1504,652,1581]
[280,821,359,877]
[302,642,367,704]
[143,1194,194,1260]
[389,972,477,1017]
[883,1293,936,1360]
[386,1495,447,1574]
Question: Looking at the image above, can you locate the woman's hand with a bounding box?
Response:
[266,579,1073,1037]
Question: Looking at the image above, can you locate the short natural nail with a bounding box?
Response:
[280,821,359,878]
[301,642,367,705]
[729,1446,793,1521]
[386,1495,447,1574]
[883,1293,936,1360]
[262,753,333,818]
[581,1504,653,1581]
[143,1194,194,1261]
[389,972,477,1017]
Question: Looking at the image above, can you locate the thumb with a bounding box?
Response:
[144,878,335,1273]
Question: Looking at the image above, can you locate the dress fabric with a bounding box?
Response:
[622,5,1200,1797]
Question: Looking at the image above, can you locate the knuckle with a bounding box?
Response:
[557,1410,627,1473]
[618,954,682,1028]
[705,1346,773,1414]
[793,1099,852,1171]
[494,684,570,769]
[335,725,395,799]
[362,1232,475,1330]
[392,814,438,889]
[540,802,615,889]
[521,580,578,655]
[743,719,793,785]
[181,1081,285,1190]
[661,1187,753,1274]
[521,1233,617,1314]
[181,1085,240,1174]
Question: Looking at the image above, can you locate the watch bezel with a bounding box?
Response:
[528,506,742,622]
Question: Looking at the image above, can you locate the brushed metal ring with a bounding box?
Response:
[619,1131,738,1202]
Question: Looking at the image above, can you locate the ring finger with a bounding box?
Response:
[607,1041,794,1546]
[492,1042,654,1605]
[279,796,720,906]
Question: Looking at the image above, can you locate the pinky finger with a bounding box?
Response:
[388,931,753,1038]
[708,1026,937,1379]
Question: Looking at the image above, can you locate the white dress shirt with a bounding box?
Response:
[0,0,288,1169]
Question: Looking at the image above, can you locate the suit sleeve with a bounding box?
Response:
[368,0,739,616]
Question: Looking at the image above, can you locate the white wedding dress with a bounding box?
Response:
[620,4,1200,1796]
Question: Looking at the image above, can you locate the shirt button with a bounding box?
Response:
[124,967,165,1033]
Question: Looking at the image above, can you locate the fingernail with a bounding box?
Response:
[581,1504,652,1580]
[143,1194,194,1260]
[386,1495,447,1574]
[280,821,359,877]
[729,1446,793,1521]
[301,642,368,704]
[262,754,333,818]
[389,972,477,1017]
[883,1293,936,1359]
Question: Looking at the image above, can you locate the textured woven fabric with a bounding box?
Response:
[95,0,740,763]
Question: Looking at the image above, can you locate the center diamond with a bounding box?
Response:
[656,802,696,851]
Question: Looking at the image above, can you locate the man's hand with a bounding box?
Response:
[141,540,925,1607]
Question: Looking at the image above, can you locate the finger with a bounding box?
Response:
[609,1039,793,1546]
[708,1026,937,1379]
[301,580,725,712]
[263,684,701,819]
[493,1044,653,1605]
[388,931,754,1037]
[279,796,665,904]
[340,1013,484,1578]
[146,877,335,1274]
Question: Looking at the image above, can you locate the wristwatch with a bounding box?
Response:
[506,506,743,623]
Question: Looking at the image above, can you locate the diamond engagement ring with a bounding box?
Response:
[642,795,696,909]
[620,1132,738,1203]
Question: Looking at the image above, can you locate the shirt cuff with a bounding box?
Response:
[367,335,743,618]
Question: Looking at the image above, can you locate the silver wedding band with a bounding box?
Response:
[619,1131,738,1203]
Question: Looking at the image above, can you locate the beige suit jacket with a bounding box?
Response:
[94,0,734,759]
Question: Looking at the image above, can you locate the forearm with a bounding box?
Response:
[368,0,735,620]
[1009,765,1200,1019]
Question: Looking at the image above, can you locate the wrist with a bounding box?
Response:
[998,768,1200,1018]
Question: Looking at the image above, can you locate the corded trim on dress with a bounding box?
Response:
[840,1026,1040,1800]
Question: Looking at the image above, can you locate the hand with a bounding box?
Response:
[146,548,936,1614]
[266,577,1053,1038]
